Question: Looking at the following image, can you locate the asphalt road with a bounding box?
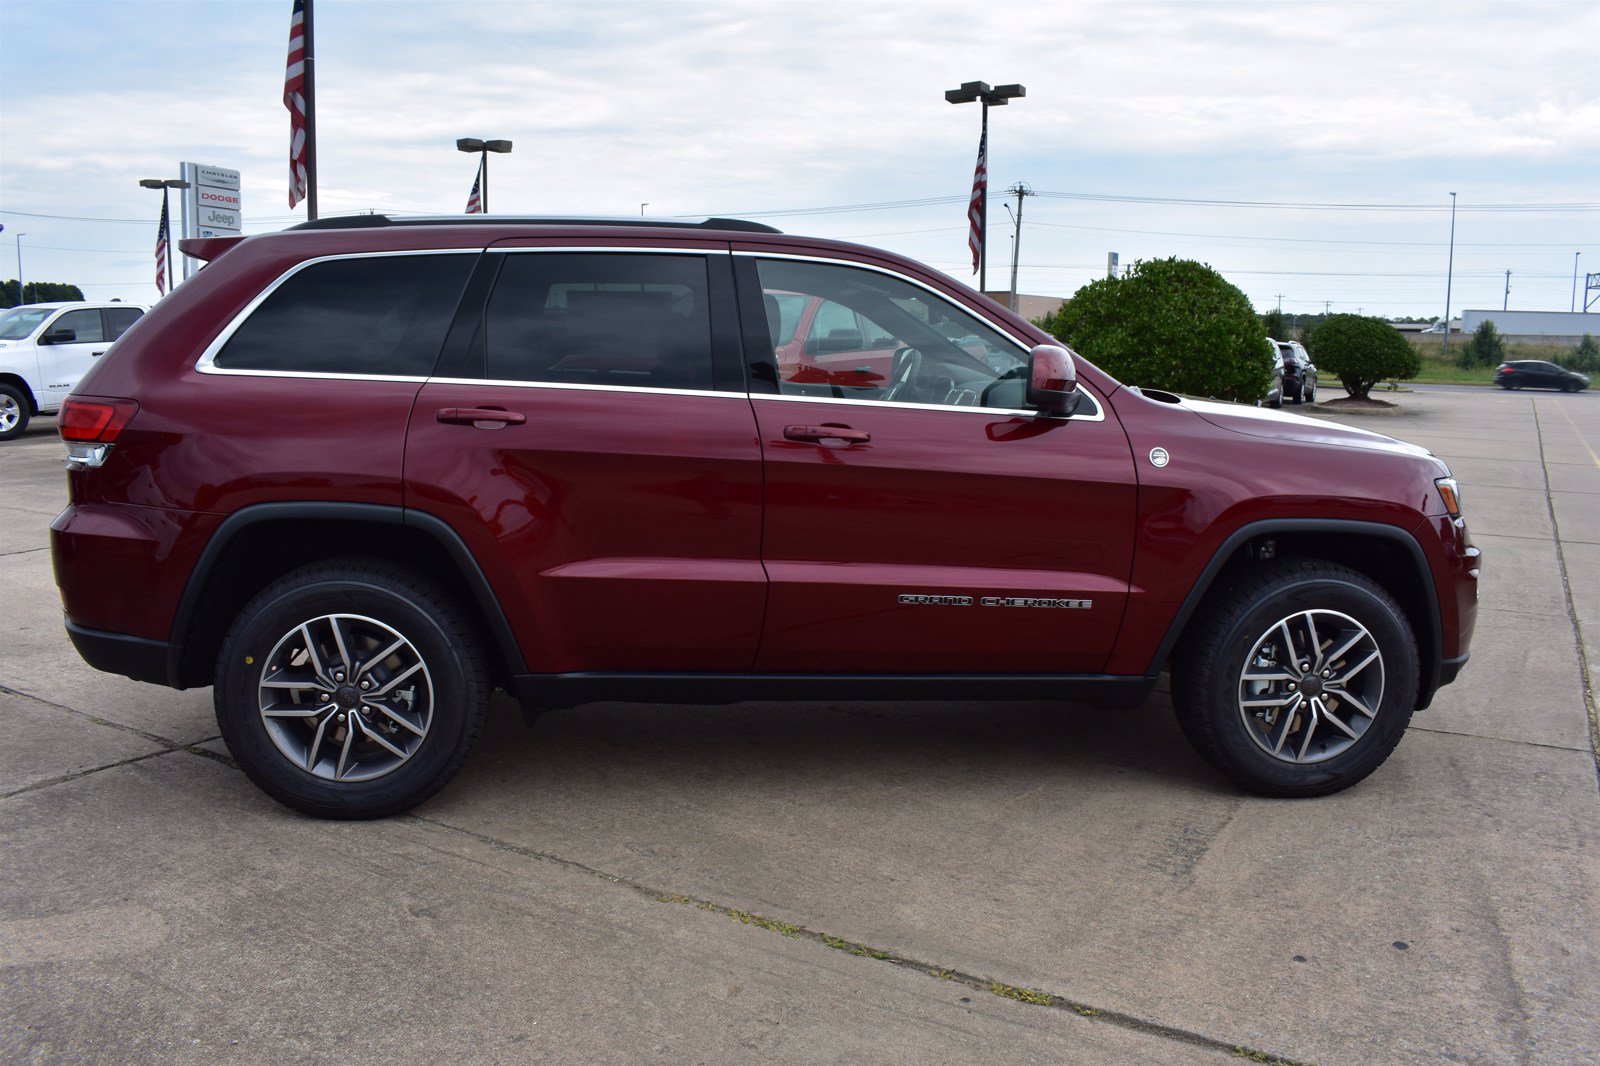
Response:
[2,388,1597,1064]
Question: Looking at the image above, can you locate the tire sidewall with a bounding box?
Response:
[216,575,477,817]
[1198,576,1419,794]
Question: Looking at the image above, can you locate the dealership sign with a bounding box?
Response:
[178,162,243,279]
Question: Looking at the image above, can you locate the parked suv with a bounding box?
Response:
[0,302,147,440]
[51,217,1478,818]
[1275,340,1318,404]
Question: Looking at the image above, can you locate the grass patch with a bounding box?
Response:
[988,982,1056,1006]
[1400,336,1578,386]
[726,908,801,937]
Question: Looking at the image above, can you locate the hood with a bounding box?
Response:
[1169,394,1442,466]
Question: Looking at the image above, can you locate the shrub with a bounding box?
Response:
[1561,333,1600,374]
[1459,320,1507,369]
[1047,257,1273,402]
[1305,314,1421,400]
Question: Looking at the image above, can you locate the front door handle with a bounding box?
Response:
[91,350,107,357]
[783,423,870,446]
[436,406,526,428]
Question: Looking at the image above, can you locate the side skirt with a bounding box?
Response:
[511,673,1156,715]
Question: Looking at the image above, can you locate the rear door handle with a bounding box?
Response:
[783,423,870,446]
[91,350,107,357]
[435,406,526,427]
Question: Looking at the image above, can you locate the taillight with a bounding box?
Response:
[58,397,137,468]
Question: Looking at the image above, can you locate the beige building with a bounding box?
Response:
[981,291,1066,322]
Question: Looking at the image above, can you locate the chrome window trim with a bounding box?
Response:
[732,250,1103,421]
[426,377,740,401]
[196,245,732,378]
[751,389,1105,422]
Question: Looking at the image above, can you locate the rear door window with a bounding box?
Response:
[104,307,144,341]
[482,253,714,391]
[213,254,475,375]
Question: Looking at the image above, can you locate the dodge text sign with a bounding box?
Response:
[179,161,243,279]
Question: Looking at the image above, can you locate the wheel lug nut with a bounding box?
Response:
[1288,682,1297,690]
[359,680,370,690]
[335,672,344,682]
[1322,670,1331,678]
[336,712,346,722]
[319,693,330,702]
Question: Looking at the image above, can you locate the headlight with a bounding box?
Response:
[1435,477,1463,518]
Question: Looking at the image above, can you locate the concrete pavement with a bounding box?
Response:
[2,387,1597,1064]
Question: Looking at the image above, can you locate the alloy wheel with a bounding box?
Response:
[1236,609,1384,764]
[256,613,434,781]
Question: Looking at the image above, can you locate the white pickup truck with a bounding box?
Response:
[0,302,147,440]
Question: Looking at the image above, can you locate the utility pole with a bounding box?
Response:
[1323,300,1331,315]
[1005,182,1032,313]
[1504,269,1511,311]
[1274,293,1285,313]
[1443,192,1457,359]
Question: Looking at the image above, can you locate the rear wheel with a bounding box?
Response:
[214,559,489,818]
[1172,559,1419,797]
[0,385,30,441]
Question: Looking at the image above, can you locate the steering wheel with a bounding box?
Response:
[884,347,923,402]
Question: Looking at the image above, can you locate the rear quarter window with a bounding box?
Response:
[214,254,475,376]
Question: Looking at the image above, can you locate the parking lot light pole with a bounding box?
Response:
[1574,252,1582,312]
[139,178,191,295]
[456,138,513,214]
[945,80,1025,293]
[14,232,24,306]
[1442,191,1457,358]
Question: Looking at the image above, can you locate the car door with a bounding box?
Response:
[735,254,1138,675]
[404,245,767,674]
[37,308,107,409]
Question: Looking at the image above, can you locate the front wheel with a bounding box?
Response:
[1171,559,1419,797]
[0,385,30,441]
[214,559,490,818]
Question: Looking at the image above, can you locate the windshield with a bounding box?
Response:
[0,308,53,341]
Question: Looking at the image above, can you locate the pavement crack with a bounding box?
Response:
[1531,399,1600,794]
[407,813,1313,1066]
[1407,724,1589,754]
[0,546,49,558]
[0,682,201,748]
[1,745,205,801]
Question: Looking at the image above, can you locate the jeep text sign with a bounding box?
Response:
[179,162,243,279]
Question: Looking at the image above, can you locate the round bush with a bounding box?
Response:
[1305,315,1421,400]
[1048,258,1274,403]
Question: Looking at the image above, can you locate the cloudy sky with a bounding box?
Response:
[3,0,1597,317]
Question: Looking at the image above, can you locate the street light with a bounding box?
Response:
[945,80,1025,293]
[13,232,25,306]
[456,138,513,214]
[138,178,190,297]
[1442,191,1457,358]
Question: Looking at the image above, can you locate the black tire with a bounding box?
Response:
[1171,559,1419,797]
[0,384,30,441]
[1290,382,1304,405]
[214,558,490,819]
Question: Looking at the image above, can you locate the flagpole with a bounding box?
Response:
[303,0,319,220]
[978,101,989,293]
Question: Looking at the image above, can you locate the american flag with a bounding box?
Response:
[967,128,986,275]
[284,0,308,208]
[465,170,482,214]
[154,197,169,296]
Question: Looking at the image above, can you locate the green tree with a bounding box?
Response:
[0,280,86,308]
[1262,308,1288,340]
[1045,257,1274,402]
[1459,319,1507,369]
[1561,333,1600,374]
[1305,314,1421,400]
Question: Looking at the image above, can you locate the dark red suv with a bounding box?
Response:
[51,216,1478,817]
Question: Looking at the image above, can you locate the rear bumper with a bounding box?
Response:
[65,621,183,689]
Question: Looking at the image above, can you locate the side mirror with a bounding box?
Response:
[40,328,77,345]
[1027,344,1079,416]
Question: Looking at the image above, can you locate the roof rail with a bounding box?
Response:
[287,214,782,234]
